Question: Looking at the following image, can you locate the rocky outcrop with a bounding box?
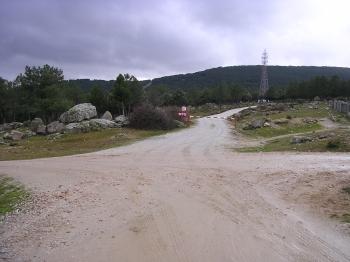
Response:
[101,111,113,121]
[30,118,44,132]
[0,122,23,131]
[23,130,36,138]
[90,119,118,129]
[23,120,31,127]
[47,121,65,134]
[244,119,266,130]
[3,130,24,141]
[36,125,47,135]
[65,121,91,134]
[59,103,97,124]
[65,123,82,134]
[64,119,118,134]
[114,115,129,127]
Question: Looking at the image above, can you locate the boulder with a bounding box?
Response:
[290,136,312,144]
[36,125,47,135]
[47,121,65,134]
[89,119,118,129]
[65,121,91,134]
[263,122,271,127]
[101,111,113,121]
[23,120,31,127]
[114,115,129,126]
[3,130,24,141]
[0,122,23,131]
[59,103,97,124]
[23,130,36,139]
[231,112,242,120]
[9,122,23,130]
[249,119,266,129]
[30,118,44,132]
[65,123,82,134]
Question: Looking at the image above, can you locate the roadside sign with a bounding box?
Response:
[178,106,190,122]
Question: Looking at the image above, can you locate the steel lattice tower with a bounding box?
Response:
[259,49,269,99]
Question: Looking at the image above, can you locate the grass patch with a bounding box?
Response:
[0,175,29,215]
[241,122,321,138]
[267,103,329,120]
[341,214,350,223]
[327,139,341,149]
[342,187,350,194]
[239,129,350,152]
[0,128,169,161]
[235,103,329,139]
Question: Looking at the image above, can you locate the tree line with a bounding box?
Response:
[1,64,350,124]
[0,65,144,123]
[267,75,350,100]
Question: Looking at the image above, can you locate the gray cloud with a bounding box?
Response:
[1,0,350,80]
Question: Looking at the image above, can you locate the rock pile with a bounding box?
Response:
[0,103,130,143]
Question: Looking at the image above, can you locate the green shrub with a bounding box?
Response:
[342,187,350,194]
[327,139,341,149]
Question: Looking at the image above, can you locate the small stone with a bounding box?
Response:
[290,136,312,144]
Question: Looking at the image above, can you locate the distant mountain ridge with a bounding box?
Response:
[67,65,350,91]
[148,65,350,90]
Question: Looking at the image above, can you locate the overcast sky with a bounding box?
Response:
[1,0,350,80]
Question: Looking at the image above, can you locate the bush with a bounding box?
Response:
[327,139,341,149]
[129,104,176,130]
[163,106,182,121]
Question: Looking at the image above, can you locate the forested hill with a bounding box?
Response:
[67,78,114,91]
[65,65,350,91]
[148,65,350,90]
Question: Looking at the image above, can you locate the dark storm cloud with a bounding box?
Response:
[1,0,349,80]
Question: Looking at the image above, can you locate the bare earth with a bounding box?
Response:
[1,108,350,262]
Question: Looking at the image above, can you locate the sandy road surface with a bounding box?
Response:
[1,108,350,261]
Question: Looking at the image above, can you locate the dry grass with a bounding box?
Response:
[0,128,167,161]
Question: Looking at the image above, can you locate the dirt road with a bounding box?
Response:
[1,108,350,261]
